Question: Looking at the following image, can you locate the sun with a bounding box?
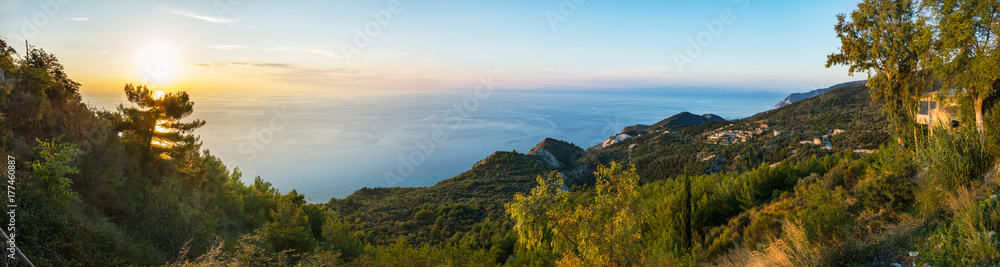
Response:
[134,45,181,88]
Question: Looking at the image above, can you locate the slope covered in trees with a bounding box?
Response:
[0,39,363,266]
[587,83,890,182]
[6,0,1000,263]
[0,39,904,265]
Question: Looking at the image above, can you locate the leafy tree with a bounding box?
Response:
[22,47,80,101]
[506,171,568,254]
[924,0,1000,139]
[826,0,931,146]
[28,136,83,208]
[116,84,205,160]
[1,44,83,137]
[507,162,645,266]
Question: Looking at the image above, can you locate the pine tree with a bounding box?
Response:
[116,84,205,160]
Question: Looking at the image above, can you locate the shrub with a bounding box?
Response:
[28,136,83,208]
[916,127,992,215]
[788,175,852,244]
[917,187,1000,265]
[854,144,916,212]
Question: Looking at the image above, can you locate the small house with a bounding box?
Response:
[916,91,959,129]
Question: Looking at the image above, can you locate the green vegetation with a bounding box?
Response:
[2,0,1000,265]
[0,39,358,265]
[28,136,83,208]
[115,84,205,160]
[507,163,644,266]
[826,0,928,144]
[593,83,889,182]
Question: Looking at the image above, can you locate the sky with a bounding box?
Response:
[0,0,864,94]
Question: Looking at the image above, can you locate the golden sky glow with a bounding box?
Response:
[1,1,864,94]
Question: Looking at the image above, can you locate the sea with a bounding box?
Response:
[81,88,786,203]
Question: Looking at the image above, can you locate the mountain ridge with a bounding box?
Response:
[774,80,867,107]
[622,111,725,135]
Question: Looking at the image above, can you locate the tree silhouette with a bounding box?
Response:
[116,84,205,160]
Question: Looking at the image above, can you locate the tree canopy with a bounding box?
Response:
[826,0,931,145]
[924,0,1000,136]
[116,84,205,160]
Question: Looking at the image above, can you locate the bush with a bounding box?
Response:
[28,136,83,208]
[916,127,993,215]
[917,187,1000,265]
[788,174,852,244]
[854,144,916,213]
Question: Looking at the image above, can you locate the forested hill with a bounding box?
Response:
[584,83,889,181]
[325,82,890,249]
[773,80,867,107]
[16,38,993,266]
[1,40,329,265]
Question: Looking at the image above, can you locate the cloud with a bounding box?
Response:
[303,49,340,59]
[207,45,251,50]
[192,62,368,84]
[161,6,240,24]
[207,45,340,58]
[592,65,669,76]
[64,17,91,22]
[193,62,296,70]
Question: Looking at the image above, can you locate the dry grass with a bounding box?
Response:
[945,186,1000,262]
[714,220,826,267]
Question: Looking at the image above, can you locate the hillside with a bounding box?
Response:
[323,83,890,249]
[6,39,999,266]
[774,80,867,107]
[588,83,889,181]
[329,151,552,247]
[621,111,725,135]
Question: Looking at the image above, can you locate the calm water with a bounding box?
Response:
[81,88,785,203]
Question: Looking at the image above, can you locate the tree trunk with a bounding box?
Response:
[976,96,985,142]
